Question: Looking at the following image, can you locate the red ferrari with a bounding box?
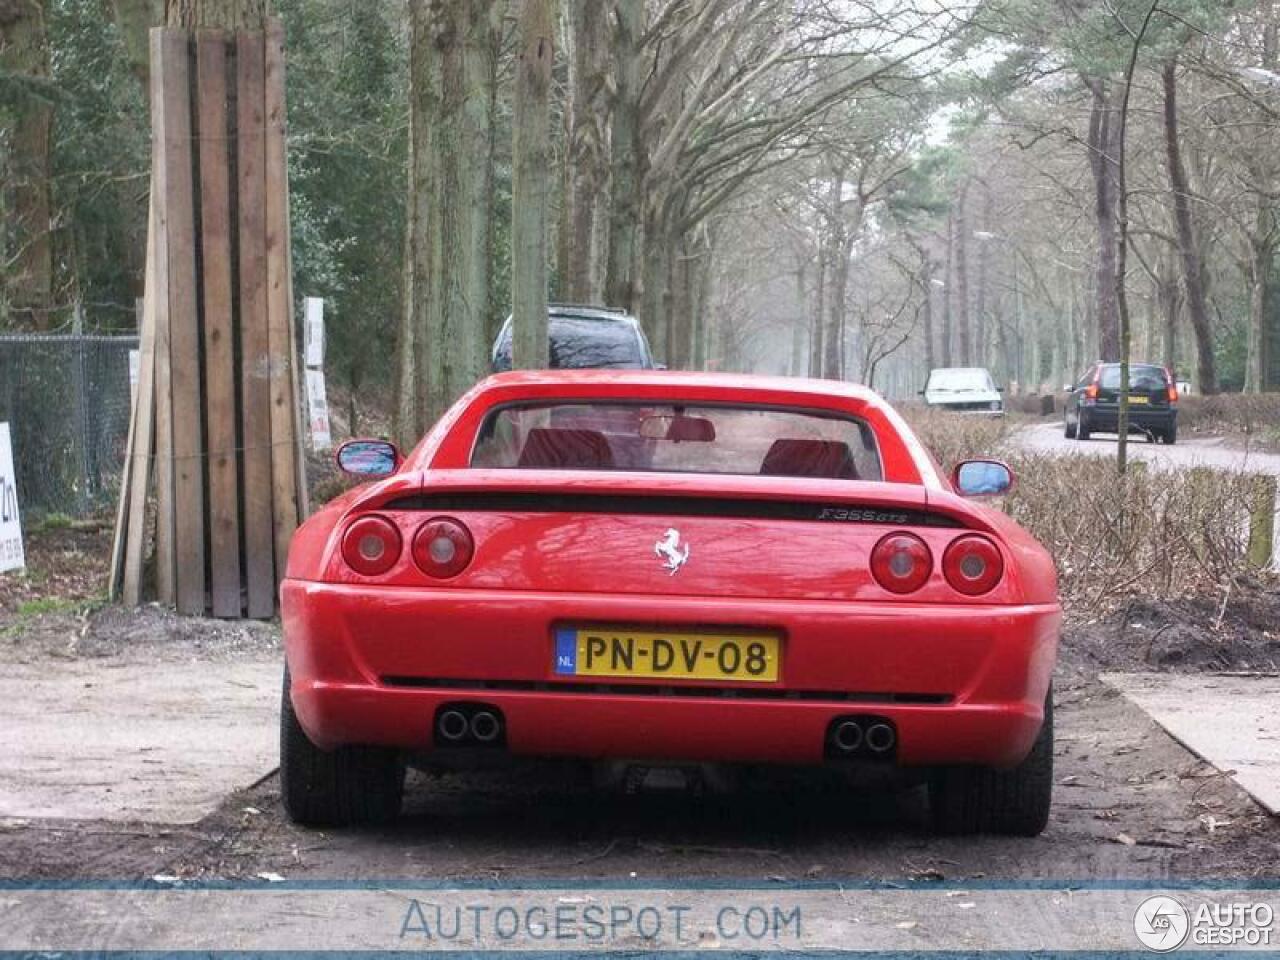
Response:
[281,371,1059,834]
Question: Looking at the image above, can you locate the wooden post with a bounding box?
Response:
[149,29,178,607]
[1247,474,1277,570]
[265,18,299,585]
[237,29,276,620]
[115,22,306,618]
[197,31,242,617]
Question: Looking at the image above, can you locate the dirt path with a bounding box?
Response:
[2,622,1276,884]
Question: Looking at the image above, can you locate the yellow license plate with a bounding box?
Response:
[554,628,779,682]
[1127,395,1150,404]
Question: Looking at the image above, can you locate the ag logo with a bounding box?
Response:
[1134,895,1190,952]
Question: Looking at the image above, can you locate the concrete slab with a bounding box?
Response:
[0,657,280,823]
[1104,672,1280,815]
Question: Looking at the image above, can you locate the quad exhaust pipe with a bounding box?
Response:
[437,709,469,742]
[470,710,501,743]
[865,722,896,754]
[435,704,504,747]
[827,715,896,760]
[832,719,864,753]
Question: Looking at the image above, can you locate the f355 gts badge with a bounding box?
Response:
[654,528,690,575]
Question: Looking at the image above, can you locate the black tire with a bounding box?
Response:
[928,690,1053,836]
[280,669,404,826]
[1063,416,1077,440]
[1076,413,1091,441]
[1164,422,1177,445]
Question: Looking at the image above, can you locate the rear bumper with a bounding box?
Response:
[1082,405,1175,430]
[282,581,1059,770]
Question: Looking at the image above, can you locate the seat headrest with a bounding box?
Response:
[759,438,858,480]
[517,428,615,470]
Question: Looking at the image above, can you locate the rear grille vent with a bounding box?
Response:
[382,492,962,528]
[380,676,951,704]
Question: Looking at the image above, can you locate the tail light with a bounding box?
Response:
[942,535,1004,596]
[1167,385,1179,402]
[413,516,474,579]
[870,532,932,594]
[1084,383,1099,400]
[341,515,402,576]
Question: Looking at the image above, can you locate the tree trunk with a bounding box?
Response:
[1246,234,1273,393]
[1,0,54,329]
[1087,80,1120,361]
[941,208,954,367]
[822,165,849,380]
[921,253,935,374]
[975,187,990,369]
[1161,59,1218,393]
[809,231,827,377]
[955,183,971,366]
[405,0,499,432]
[604,0,642,314]
[511,0,555,369]
[640,209,670,363]
[561,0,610,302]
[1156,252,1181,375]
[790,264,807,376]
[165,0,266,27]
[108,0,164,89]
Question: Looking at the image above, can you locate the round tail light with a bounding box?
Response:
[341,515,402,576]
[412,516,474,579]
[943,535,1004,595]
[870,532,932,594]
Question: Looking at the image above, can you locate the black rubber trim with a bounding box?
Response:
[382,492,962,528]
[379,676,952,704]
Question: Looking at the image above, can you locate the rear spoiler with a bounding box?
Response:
[343,469,997,533]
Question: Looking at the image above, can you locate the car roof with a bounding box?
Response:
[496,307,640,336]
[474,368,886,404]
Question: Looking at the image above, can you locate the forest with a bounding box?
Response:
[3,0,1279,448]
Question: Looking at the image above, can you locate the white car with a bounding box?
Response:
[922,367,1004,416]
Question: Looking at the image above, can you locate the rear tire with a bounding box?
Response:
[1076,413,1091,441]
[928,690,1053,836]
[1164,422,1177,445]
[1063,416,1077,440]
[280,669,404,826]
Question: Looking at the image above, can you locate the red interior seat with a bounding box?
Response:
[759,438,859,479]
[517,428,615,470]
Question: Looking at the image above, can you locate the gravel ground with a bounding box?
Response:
[0,604,1277,885]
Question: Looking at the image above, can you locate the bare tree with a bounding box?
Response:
[511,0,555,368]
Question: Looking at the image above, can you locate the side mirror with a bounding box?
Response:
[336,439,400,478]
[1062,385,1073,393]
[952,459,1014,498]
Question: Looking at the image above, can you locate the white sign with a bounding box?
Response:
[0,422,25,573]
[305,368,332,451]
[304,297,325,368]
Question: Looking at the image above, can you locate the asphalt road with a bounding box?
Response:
[1014,421,1280,476]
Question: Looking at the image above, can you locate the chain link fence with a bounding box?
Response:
[0,332,138,519]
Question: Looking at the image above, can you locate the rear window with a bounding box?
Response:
[493,316,646,371]
[1099,365,1167,390]
[470,402,883,481]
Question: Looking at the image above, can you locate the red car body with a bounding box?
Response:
[281,371,1060,830]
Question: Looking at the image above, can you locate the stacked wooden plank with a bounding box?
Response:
[110,21,307,619]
